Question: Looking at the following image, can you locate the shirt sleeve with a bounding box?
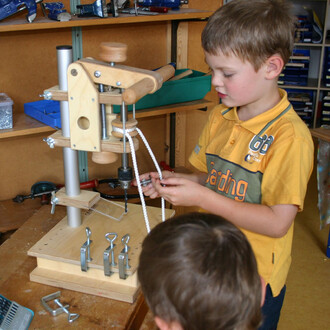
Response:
[261,133,314,211]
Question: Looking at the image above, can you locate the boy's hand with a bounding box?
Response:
[153,177,206,207]
[132,171,175,199]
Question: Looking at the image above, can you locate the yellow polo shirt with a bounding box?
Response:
[189,89,314,296]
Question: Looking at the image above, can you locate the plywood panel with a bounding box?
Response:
[0,29,72,113]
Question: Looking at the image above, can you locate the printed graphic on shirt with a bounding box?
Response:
[245,134,274,164]
[194,144,201,155]
[205,154,263,203]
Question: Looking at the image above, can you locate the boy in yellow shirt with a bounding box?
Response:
[135,0,314,328]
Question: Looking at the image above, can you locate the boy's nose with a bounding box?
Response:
[212,74,224,87]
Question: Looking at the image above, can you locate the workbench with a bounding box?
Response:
[0,205,149,329]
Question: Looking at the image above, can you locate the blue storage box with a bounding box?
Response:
[24,100,61,129]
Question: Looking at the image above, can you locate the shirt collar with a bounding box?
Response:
[221,89,291,135]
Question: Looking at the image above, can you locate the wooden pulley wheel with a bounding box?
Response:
[99,42,128,63]
[111,118,138,138]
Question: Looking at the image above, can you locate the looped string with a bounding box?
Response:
[112,125,166,233]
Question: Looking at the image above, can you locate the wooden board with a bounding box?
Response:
[28,200,175,303]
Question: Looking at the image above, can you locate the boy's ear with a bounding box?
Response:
[265,54,284,79]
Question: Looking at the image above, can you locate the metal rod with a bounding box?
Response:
[99,84,108,140]
[57,45,82,227]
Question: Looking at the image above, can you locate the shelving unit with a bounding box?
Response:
[283,0,330,128]
[0,5,214,200]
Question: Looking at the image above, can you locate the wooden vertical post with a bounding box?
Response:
[175,22,189,168]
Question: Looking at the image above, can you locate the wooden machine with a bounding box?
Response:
[27,42,175,303]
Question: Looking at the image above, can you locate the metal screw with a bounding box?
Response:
[54,299,79,323]
[122,234,131,269]
[85,227,92,262]
[94,70,101,78]
[71,69,78,76]
[116,81,121,86]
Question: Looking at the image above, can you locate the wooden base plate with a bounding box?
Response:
[28,200,174,303]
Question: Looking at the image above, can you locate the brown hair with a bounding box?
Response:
[202,0,296,70]
[138,212,262,330]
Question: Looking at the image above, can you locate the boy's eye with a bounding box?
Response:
[223,73,234,78]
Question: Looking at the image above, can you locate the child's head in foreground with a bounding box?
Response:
[202,0,296,71]
[138,212,264,330]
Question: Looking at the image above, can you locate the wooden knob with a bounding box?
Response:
[99,42,127,63]
[92,151,118,164]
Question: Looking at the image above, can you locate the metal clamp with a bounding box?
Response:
[41,291,69,316]
[103,232,117,277]
[118,234,130,280]
[54,299,79,323]
[80,227,93,272]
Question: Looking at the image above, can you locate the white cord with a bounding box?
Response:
[135,127,166,222]
[112,126,166,233]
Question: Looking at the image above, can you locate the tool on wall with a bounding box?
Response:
[42,2,71,21]
[12,179,98,204]
[76,0,108,18]
[137,0,188,10]
[0,0,43,22]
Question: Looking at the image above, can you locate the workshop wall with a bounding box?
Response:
[0,1,220,201]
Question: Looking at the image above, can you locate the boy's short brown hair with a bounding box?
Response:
[202,0,296,70]
[138,212,262,330]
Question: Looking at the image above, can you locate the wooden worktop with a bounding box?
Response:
[0,205,148,329]
[310,127,330,143]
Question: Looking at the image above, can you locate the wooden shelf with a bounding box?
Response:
[0,9,211,33]
[310,127,330,142]
[133,99,212,119]
[0,113,55,140]
[0,99,212,140]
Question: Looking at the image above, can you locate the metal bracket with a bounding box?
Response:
[41,291,69,316]
[103,232,117,276]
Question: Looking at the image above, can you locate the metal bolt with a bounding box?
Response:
[40,90,52,100]
[71,69,78,76]
[85,227,92,262]
[116,81,121,86]
[122,234,131,269]
[94,70,101,78]
[105,232,117,267]
[43,137,55,149]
